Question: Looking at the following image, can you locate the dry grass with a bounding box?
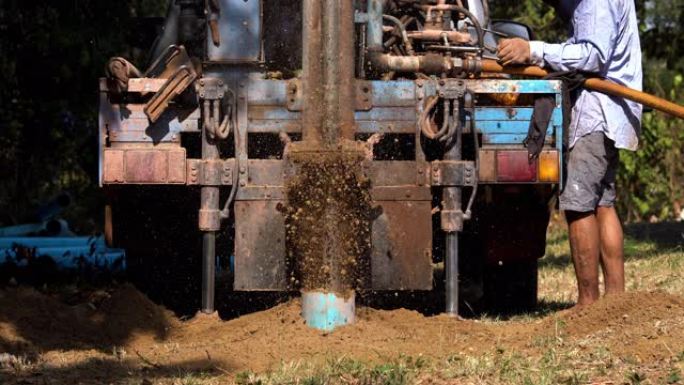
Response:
[540,215,684,306]
[232,218,684,385]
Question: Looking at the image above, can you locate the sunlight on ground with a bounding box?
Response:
[540,217,684,306]
[233,220,684,385]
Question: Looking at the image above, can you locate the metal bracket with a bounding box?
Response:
[436,79,467,99]
[286,79,303,111]
[431,160,477,186]
[356,80,373,111]
[142,46,198,123]
[196,78,227,100]
[144,66,197,123]
[187,159,234,186]
[441,209,464,232]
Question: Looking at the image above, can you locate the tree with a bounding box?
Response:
[0,0,166,230]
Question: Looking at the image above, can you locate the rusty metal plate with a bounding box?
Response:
[234,201,288,290]
[103,150,125,183]
[168,150,186,183]
[248,159,285,186]
[369,161,429,186]
[235,186,285,201]
[371,186,432,201]
[371,201,433,290]
[103,149,186,184]
[124,150,169,183]
[479,149,497,182]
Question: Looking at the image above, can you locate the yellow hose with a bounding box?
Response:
[480,59,684,120]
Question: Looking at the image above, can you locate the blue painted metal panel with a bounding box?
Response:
[465,79,563,94]
[248,106,300,120]
[247,79,289,105]
[482,133,555,145]
[475,107,562,122]
[371,80,416,107]
[482,134,526,144]
[207,0,262,62]
[475,121,554,135]
[355,107,416,122]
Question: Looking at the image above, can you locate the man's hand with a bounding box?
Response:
[497,38,531,66]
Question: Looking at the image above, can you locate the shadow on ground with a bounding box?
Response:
[0,357,229,385]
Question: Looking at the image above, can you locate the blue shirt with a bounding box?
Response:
[529,0,642,151]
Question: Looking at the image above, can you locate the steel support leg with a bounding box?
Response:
[202,231,216,313]
[442,100,464,317]
[445,227,460,315]
[199,102,221,314]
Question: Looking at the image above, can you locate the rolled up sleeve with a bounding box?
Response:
[533,0,617,75]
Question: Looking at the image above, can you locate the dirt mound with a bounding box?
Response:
[557,291,684,336]
[549,292,684,361]
[95,284,176,344]
[0,284,175,354]
[1,286,682,377]
[0,286,99,352]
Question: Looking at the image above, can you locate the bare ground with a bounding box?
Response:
[0,221,682,384]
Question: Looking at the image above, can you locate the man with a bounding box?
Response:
[497,0,643,307]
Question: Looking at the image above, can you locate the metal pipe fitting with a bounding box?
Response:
[369,51,463,74]
[366,0,387,51]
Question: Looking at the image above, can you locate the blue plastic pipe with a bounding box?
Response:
[301,291,355,331]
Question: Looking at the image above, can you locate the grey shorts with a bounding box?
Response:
[560,132,619,212]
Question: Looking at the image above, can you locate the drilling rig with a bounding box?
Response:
[101,0,563,329]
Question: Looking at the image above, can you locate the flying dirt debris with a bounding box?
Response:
[282,151,374,329]
[283,153,373,293]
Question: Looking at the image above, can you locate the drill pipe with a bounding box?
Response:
[479,59,684,120]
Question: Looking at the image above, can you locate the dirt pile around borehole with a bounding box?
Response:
[3,286,683,377]
[283,152,373,291]
[544,291,684,360]
[0,284,175,354]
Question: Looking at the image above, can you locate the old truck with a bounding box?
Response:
[100,0,564,322]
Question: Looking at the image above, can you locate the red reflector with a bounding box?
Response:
[497,151,537,182]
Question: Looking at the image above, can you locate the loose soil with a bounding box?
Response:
[283,152,372,291]
[1,285,683,383]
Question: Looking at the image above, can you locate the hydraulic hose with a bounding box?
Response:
[479,59,684,120]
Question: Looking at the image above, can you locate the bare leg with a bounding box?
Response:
[596,206,625,295]
[565,210,601,306]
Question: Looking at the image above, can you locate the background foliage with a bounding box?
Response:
[0,0,681,229]
[0,0,166,230]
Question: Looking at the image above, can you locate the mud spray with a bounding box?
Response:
[284,151,372,330]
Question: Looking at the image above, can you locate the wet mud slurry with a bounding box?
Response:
[283,152,373,293]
